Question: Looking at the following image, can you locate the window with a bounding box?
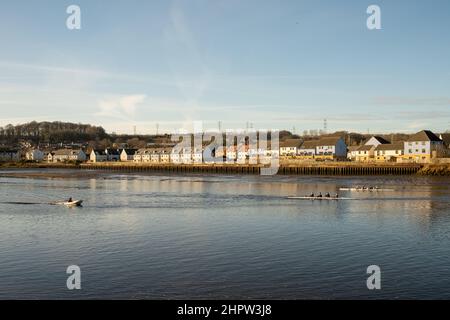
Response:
[422,149,426,153]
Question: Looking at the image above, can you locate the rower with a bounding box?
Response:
[317,192,322,198]
[309,192,315,197]
[334,193,339,198]
[325,192,331,198]
[68,197,73,202]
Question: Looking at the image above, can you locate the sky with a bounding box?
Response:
[0,0,449,134]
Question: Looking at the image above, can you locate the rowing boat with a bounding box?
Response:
[52,200,83,207]
[339,188,394,192]
[287,196,354,200]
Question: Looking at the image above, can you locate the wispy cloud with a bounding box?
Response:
[372,96,450,106]
[96,95,147,120]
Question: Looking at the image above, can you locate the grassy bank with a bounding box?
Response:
[417,164,450,176]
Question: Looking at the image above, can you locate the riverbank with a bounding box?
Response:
[418,164,450,176]
[2,161,448,175]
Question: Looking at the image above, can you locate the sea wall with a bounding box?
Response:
[2,161,449,176]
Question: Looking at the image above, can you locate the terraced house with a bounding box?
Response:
[355,136,390,162]
[279,139,303,156]
[402,130,445,163]
[297,140,317,159]
[0,149,20,162]
[53,149,86,162]
[374,142,404,162]
[315,137,347,160]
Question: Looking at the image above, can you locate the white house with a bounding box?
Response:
[347,146,359,161]
[279,139,303,156]
[25,149,44,161]
[355,145,376,162]
[170,150,182,164]
[44,152,55,163]
[150,149,160,163]
[90,150,108,163]
[226,146,237,162]
[160,147,171,163]
[297,141,318,159]
[181,147,192,164]
[192,147,203,163]
[364,136,390,147]
[374,142,404,162]
[402,130,445,163]
[53,149,86,162]
[120,149,137,162]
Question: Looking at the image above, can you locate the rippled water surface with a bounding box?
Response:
[0,169,450,299]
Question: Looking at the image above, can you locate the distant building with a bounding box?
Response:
[439,133,450,156]
[44,151,55,163]
[297,141,318,159]
[105,149,120,161]
[90,150,108,163]
[192,147,203,164]
[25,149,44,161]
[355,145,376,162]
[280,139,303,156]
[353,136,391,162]
[53,149,86,162]
[160,147,172,163]
[347,146,359,161]
[120,149,137,162]
[0,149,20,162]
[374,142,404,162]
[363,136,390,147]
[315,137,347,160]
[402,130,445,163]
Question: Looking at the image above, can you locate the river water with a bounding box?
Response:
[0,169,449,299]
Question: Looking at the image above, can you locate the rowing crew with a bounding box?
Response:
[308,192,339,198]
[355,186,379,190]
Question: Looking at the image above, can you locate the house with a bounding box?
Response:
[192,147,203,163]
[150,149,160,163]
[280,139,303,156]
[355,145,375,162]
[237,144,250,163]
[226,146,237,162]
[347,146,359,161]
[353,136,391,162]
[315,137,347,160]
[181,147,192,164]
[402,130,445,163]
[53,149,87,162]
[25,149,44,161]
[90,150,108,163]
[105,149,120,161]
[170,150,182,164]
[134,148,153,163]
[363,136,390,147]
[0,149,20,162]
[160,147,172,163]
[44,151,55,163]
[439,134,450,156]
[120,149,137,162]
[297,141,318,159]
[374,142,404,162]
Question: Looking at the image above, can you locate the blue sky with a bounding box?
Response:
[0,0,449,134]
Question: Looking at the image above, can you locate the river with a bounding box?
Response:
[0,169,449,299]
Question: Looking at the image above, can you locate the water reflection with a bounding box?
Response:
[0,170,449,299]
